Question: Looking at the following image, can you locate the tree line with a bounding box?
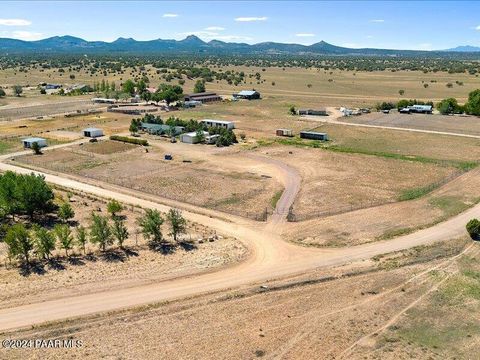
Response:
[0,171,193,270]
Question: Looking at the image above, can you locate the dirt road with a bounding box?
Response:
[306,112,480,139]
[0,145,477,331]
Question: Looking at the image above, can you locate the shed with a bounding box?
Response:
[180,131,209,144]
[234,90,261,100]
[83,127,104,138]
[22,137,47,149]
[184,92,222,103]
[201,119,235,130]
[300,131,329,141]
[298,108,327,116]
[276,129,293,137]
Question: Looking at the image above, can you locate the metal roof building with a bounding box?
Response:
[234,90,261,100]
[201,119,235,130]
[82,127,104,138]
[22,137,47,148]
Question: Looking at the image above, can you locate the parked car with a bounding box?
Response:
[164,154,173,160]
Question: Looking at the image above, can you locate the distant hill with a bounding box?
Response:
[444,45,480,52]
[0,35,478,57]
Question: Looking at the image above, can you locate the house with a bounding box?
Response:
[184,92,222,103]
[300,131,329,141]
[276,129,293,137]
[22,137,47,148]
[180,131,209,144]
[298,108,327,116]
[201,119,235,130]
[233,90,261,100]
[82,127,104,138]
[140,123,185,136]
[407,105,433,114]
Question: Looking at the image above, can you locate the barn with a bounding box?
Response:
[22,137,47,149]
[82,127,104,138]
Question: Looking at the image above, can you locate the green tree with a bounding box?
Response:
[196,128,205,144]
[112,218,129,248]
[76,226,88,255]
[54,224,73,257]
[138,209,164,246]
[289,105,297,115]
[13,85,23,97]
[4,224,33,265]
[31,142,42,155]
[58,202,75,223]
[16,173,55,220]
[107,199,123,219]
[90,212,113,251]
[466,218,480,240]
[166,208,187,243]
[193,80,206,93]
[34,226,56,260]
[436,98,461,115]
[129,120,139,135]
[122,79,136,96]
[465,89,480,115]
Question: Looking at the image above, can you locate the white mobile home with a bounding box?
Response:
[82,127,104,138]
[201,119,235,130]
[22,137,47,149]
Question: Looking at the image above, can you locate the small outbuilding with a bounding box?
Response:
[180,131,209,144]
[234,90,261,100]
[298,108,327,116]
[22,137,47,149]
[184,92,222,103]
[82,127,104,138]
[300,131,329,141]
[276,129,293,137]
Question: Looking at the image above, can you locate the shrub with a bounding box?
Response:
[466,218,480,240]
[110,135,148,146]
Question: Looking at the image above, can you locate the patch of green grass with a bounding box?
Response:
[397,321,480,350]
[377,227,415,240]
[429,196,471,217]
[0,140,12,154]
[398,183,438,201]
[254,136,478,170]
[270,190,283,209]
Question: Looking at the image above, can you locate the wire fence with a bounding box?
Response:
[286,170,465,222]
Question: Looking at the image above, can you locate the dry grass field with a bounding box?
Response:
[342,112,480,136]
[0,189,247,310]
[14,141,282,220]
[254,145,458,219]
[3,237,478,360]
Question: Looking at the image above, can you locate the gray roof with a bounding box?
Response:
[237,90,258,96]
[201,119,234,125]
[23,137,46,142]
[83,127,102,132]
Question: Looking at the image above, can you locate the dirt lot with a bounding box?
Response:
[0,189,247,310]
[285,166,480,247]
[254,145,457,219]
[14,141,282,220]
[3,237,477,360]
[343,112,480,136]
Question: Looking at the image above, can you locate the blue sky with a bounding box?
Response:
[1,1,480,50]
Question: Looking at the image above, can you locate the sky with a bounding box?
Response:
[1,1,480,50]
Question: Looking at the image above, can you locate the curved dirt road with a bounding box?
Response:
[0,151,478,331]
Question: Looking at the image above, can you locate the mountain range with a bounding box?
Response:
[0,35,479,56]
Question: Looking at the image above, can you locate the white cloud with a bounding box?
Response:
[370,19,385,23]
[295,33,315,37]
[0,18,32,26]
[162,13,178,18]
[235,16,267,22]
[10,30,43,40]
[366,35,374,39]
[475,25,480,31]
[205,26,225,31]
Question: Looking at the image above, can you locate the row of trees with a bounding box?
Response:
[3,197,188,267]
[375,89,480,115]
